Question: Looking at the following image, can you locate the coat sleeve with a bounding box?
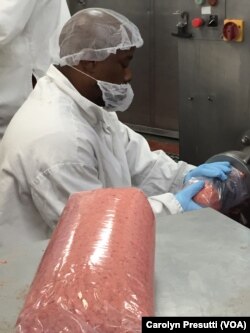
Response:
[119,122,195,215]
[148,192,183,215]
[30,162,104,230]
[0,0,37,45]
[121,123,194,194]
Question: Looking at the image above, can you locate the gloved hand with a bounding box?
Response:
[175,181,205,212]
[185,161,231,182]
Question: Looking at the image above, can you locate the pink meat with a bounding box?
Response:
[15,188,155,333]
[193,181,222,211]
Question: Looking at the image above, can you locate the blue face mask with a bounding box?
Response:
[70,66,134,112]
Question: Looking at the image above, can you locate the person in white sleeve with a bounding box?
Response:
[0,8,231,248]
[0,0,70,139]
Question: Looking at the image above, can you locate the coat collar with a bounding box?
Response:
[46,64,107,126]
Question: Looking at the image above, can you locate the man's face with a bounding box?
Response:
[92,47,135,85]
[75,47,136,107]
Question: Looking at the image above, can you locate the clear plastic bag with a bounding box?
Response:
[184,167,249,213]
[15,188,155,333]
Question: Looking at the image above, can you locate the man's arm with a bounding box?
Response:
[0,0,37,45]
[30,162,103,229]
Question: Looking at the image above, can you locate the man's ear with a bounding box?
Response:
[78,60,96,74]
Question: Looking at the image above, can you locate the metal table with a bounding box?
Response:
[1,208,250,331]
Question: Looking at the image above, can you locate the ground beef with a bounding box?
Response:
[15,188,155,333]
[193,181,222,211]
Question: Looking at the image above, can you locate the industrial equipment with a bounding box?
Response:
[206,130,250,227]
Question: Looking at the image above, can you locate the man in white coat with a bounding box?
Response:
[0,0,70,139]
[0,8,231,248]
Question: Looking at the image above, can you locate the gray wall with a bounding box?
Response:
[66,0,250,165]
[177,0,250,164]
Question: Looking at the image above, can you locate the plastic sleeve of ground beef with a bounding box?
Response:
[15,188,155,333]
[193,181,222,211]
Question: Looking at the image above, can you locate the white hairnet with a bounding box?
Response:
[58,8,143,66]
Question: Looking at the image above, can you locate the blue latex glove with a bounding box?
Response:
[175,181,205,212]
[185,162,231,182]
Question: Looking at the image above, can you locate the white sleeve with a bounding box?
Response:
[121,123,194,196]
[59,0,71,25]
[0,0,37,45]
[148,193,183,216]
[30,162,103,230]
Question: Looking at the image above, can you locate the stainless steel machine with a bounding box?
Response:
[175,0,250,165]
[66,1,250,165]
[206,130,250,227]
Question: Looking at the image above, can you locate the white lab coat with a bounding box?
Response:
[0,65,194,248]
[0,0,70,138]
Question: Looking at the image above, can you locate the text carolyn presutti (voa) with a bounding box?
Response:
[142,317,249,331]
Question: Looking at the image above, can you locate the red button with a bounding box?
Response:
[223,22,239,41]
[192,18,204,28]
[208,0,218,5]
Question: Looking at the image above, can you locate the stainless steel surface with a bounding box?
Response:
[241,129,250,146]
[0,242,46,332]
[178,0,250,164]
[66,0,180,135]
[185,0,225,41]
[155,208,250,316]
[1,208,250,331]
[125,123,179,139]
[66,0,86,14]
[153,1,179,132]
